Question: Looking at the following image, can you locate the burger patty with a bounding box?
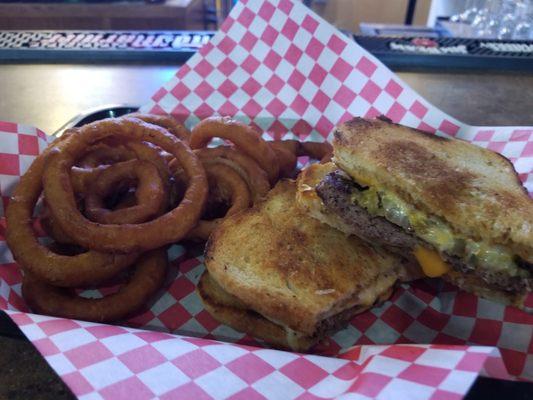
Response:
[315,170,418,251]
[316,170,531,293]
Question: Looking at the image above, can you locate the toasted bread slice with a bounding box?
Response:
[205,180,401,336]
[333,117,533,263]
[197,271,317,351]
[295,162,347,230]
[443,269,527,309]
[198,270,391,352]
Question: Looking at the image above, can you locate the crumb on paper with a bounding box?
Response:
[315,289,335,295]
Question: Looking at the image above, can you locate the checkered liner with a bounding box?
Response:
[5,310,506,400]
[141,1,533,194]
[1,0,532,398]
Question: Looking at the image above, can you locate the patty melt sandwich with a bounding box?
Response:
[200,180,413,351]
[297,117,532,307]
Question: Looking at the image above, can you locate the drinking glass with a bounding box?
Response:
[513,0,533,39]
[497,0,518,39]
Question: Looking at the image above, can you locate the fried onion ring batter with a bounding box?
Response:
[42,117,208,253]
[22,248,168,323]
[187,162,251,241]
[190,116,280,183]
[128,112,190,142]
[192,147,270,203]
[6,144,138,287]
[85,159,168,224]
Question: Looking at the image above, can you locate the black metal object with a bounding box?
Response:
[359,23,448,38]
[404,0,417,25]
[354,35,533,71]
[53,104,139,136]
[0,30,214,62]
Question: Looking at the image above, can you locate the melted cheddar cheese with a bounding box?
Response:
[350,183,524,277]
[414,246,450,277]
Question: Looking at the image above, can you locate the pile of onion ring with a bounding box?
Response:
[6,113,332,323]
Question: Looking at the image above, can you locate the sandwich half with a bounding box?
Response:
[297,117,532,307]
[200,180,411,351]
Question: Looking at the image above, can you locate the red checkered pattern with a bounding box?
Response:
[5,311,492,400]
[0,122,48,216]
[142,0,469,146]
[1,0,533,398]
[466,127,533,194]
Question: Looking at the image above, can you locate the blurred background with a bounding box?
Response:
[0,0,530,39]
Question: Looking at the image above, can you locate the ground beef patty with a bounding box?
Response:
[316,170,417,251]
[316,170,531,293]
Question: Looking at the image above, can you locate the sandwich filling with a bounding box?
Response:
[198,270,392,351]
[316,170,532,293]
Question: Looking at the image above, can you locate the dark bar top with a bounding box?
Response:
[0,64,532,135]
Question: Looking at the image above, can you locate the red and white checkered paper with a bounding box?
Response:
[1,0,533,398]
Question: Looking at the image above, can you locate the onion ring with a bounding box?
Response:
[5,150,139,287]
[189,116,280,183]
[269,140,333,161]
[85,159,168,224]
[71,140,171,195]
[70,165,109,194]
[270,140,300,156]
[190,147,270,203]
[126,140,172,186]
[113,189,138,210]
[42,117,208,253]
[128,112,190,142]
[269,142,298,178]
[21,247,167,323]
[187,162,251,241]
[268,140,332,172]
[300,141,333,161]
[77,143,136,168]
[41,202,76,245]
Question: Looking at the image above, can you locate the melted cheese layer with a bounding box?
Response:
[351,185,523,276]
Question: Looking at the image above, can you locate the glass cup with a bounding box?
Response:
[512,0,532,39]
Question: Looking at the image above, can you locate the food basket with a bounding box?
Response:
[1,0,532,398]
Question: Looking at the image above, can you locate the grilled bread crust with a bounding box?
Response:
[443,270,527,309]
[333,117,533,263]
[198,271,393,352]
[296,162,354,234]
[197,271,318,352]
[205,180,400,336]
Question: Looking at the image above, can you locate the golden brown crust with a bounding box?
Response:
[197,271,317,352]
[378,140,474,213]
[333,117,533,263]
[295,163,358,240]
[41,117,209,253]
[127,113,190,142]
[205,179,401,335]
[443,270,527,309]
[197,271,392,352]
[22,248,168,322]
